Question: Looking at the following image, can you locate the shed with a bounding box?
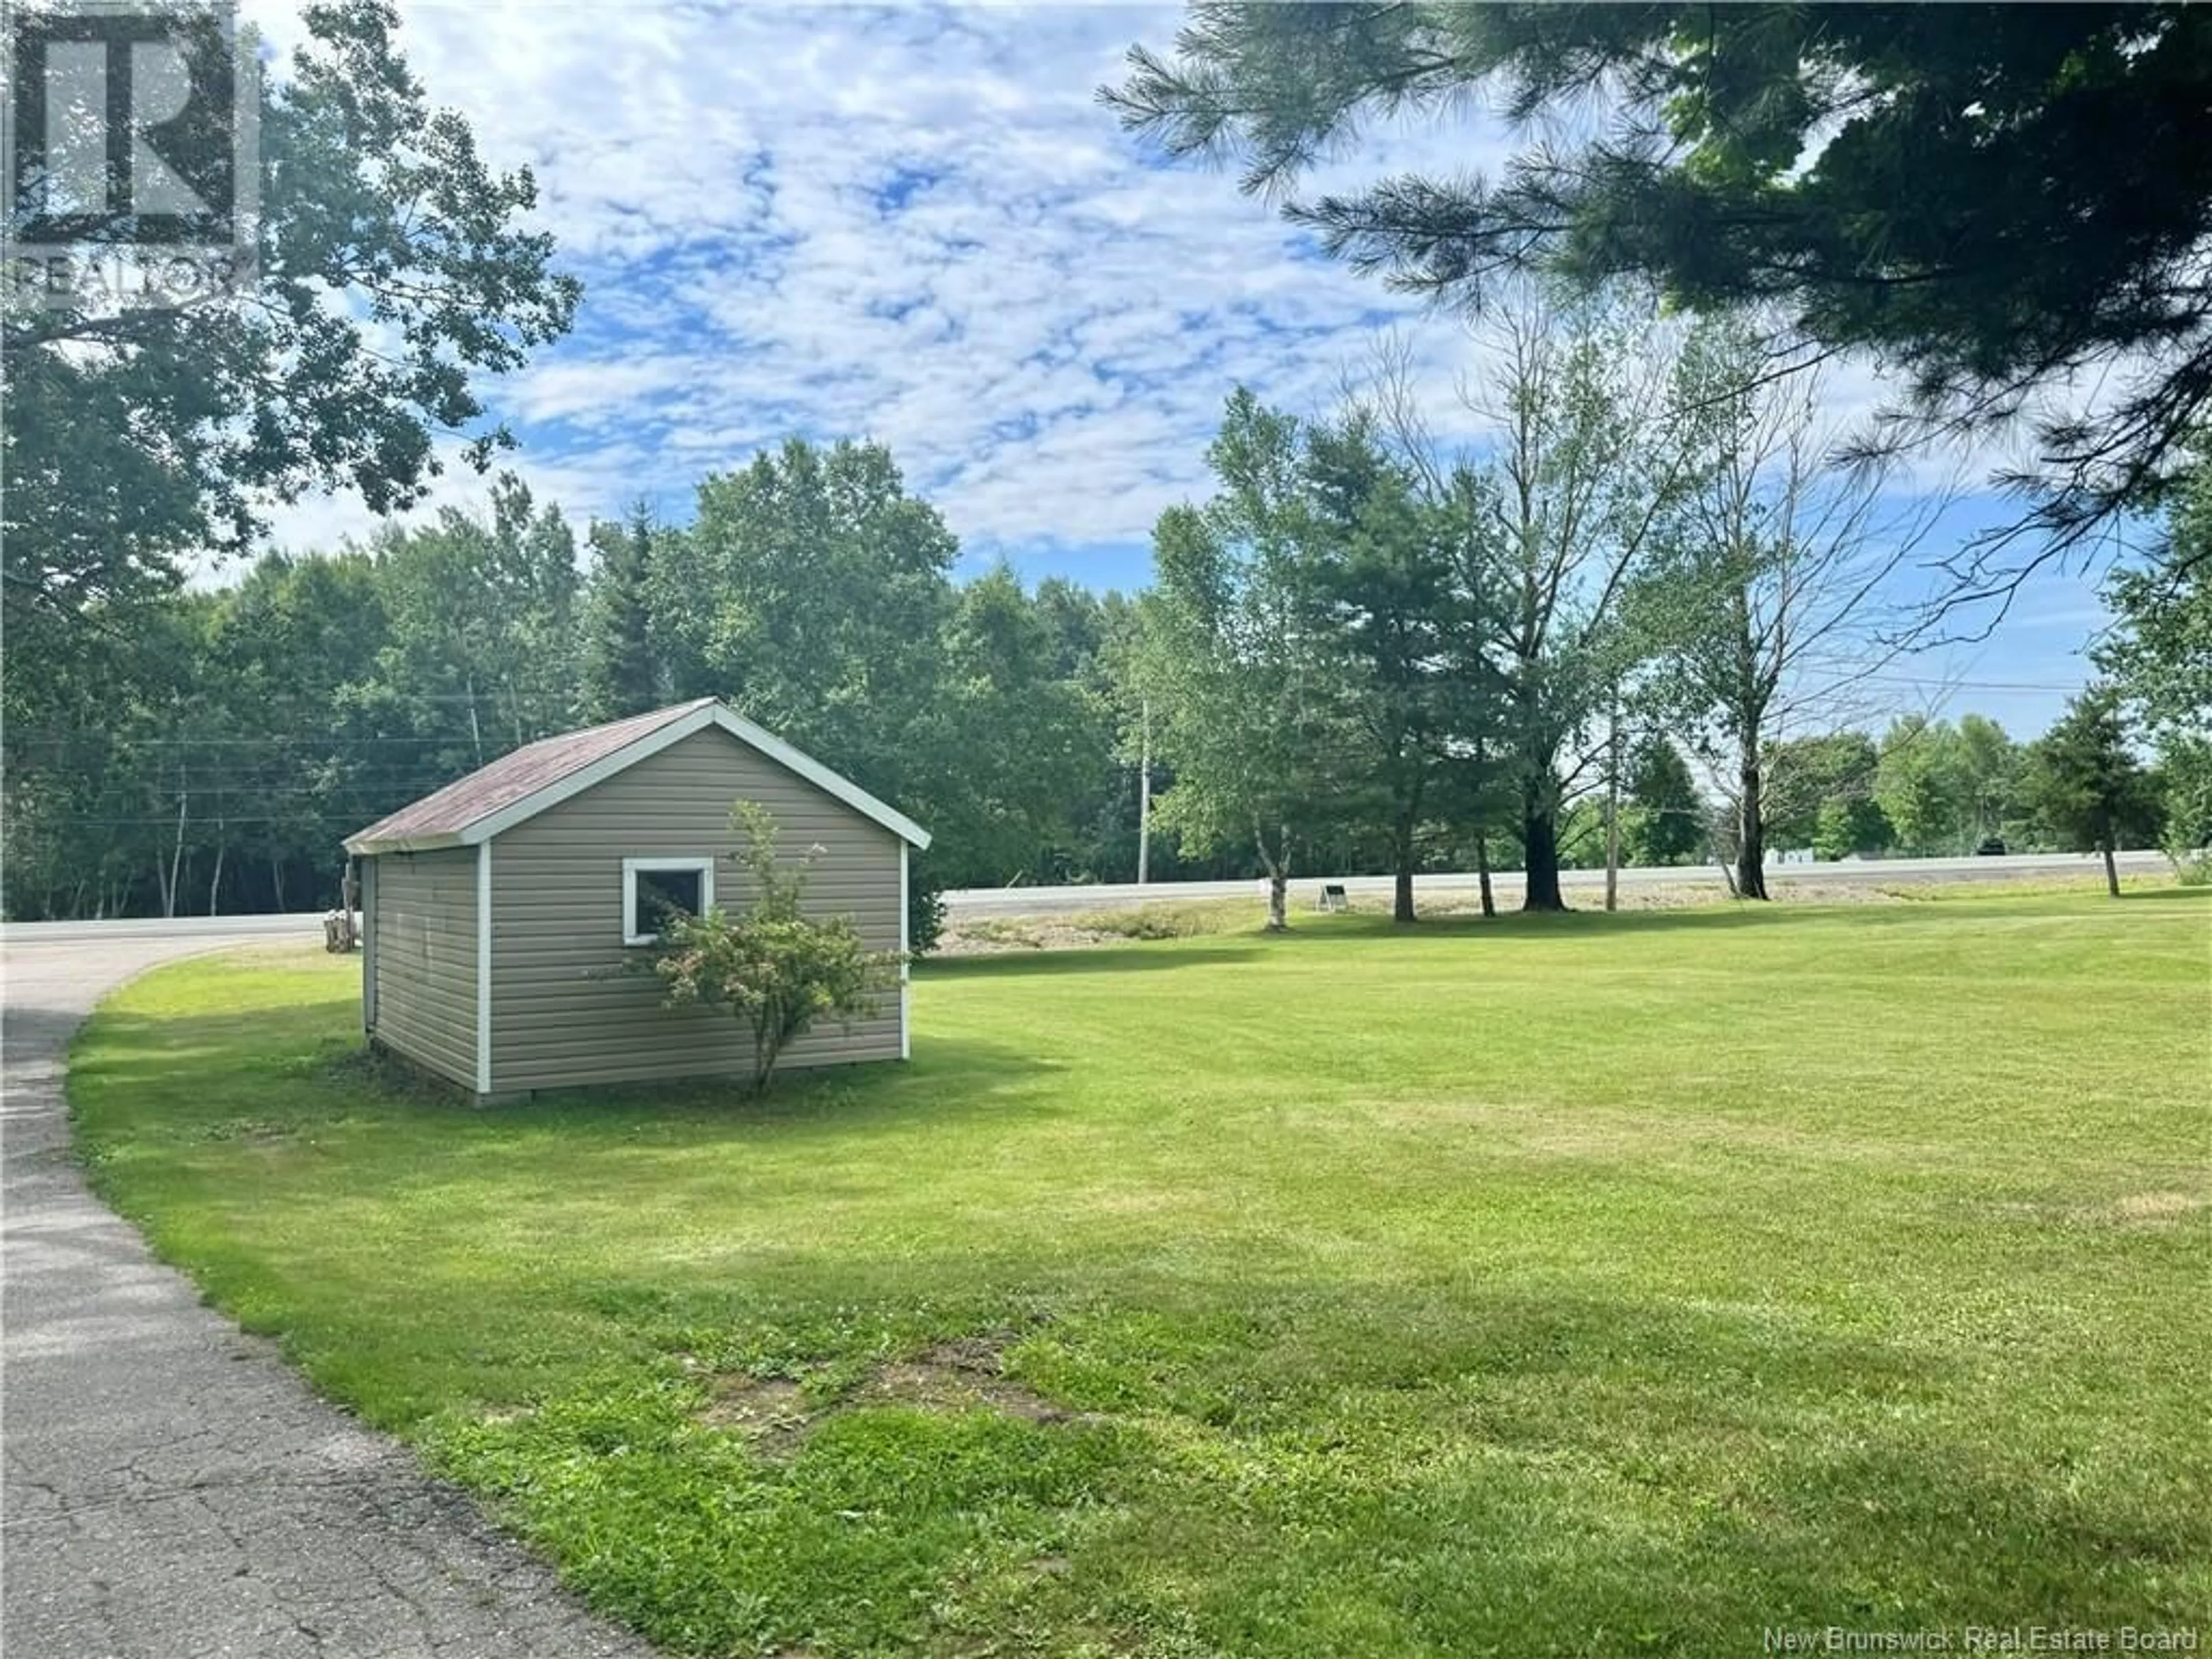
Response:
[342,698,930,1100]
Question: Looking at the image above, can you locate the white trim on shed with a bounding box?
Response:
[361,857,378,1035]
[622,855,716,946]
[899,841,911,1060]
[476,841,493,1095]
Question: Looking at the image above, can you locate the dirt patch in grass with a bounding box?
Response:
[697,1332,1090,1455]
[1364,1096,1953,1171]
[2110,1190,2206,1226]
[937,919,1137,956]
[937,902,1255,956]
[852,1335,1088,1425]
[1988,1188,2210,1231]
[699,1373,813,1455]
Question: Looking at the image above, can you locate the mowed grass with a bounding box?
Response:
[69,892,2212,1658]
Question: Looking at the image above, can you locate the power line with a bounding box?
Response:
[3,731,480,747]
[1849,672,2088,694]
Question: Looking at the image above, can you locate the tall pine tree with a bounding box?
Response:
[584,507,661,721]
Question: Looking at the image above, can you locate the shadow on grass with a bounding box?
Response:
[1305,904,1834,940]
[1673,1439,2209,1638]
[2115,884,2210,903]
[514,1033,1058,1138]
[922,907,1836,964]
[1369,882,2198,937]
[918,942,1266,978]
[912,901,2066,968]
[70,987,1063,1151]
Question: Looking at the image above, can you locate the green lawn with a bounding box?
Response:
[69,892,2211,1658]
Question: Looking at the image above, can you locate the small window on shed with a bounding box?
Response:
[623,857,714,946]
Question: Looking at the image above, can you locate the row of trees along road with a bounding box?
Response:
[1130,290,1968,922]
[11,323,2199,929]
[0,449,1188,931]
[1099,1,2212,914]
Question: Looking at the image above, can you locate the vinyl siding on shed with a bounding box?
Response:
[486,726,903,1092]
[367,847,479,1089]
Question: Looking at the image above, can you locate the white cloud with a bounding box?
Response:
[252,436,649,565]
[235,0,2020,596]
[230,0,1545,565]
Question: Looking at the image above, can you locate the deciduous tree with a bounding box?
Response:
[2097,436,2212,858]
[1813,796,1895,863]
[667,438,957,812]
[362,475,581,775]
[926,566,1113,889]
[1764,732,1881,854]
[1134,392,1346,930]
[1876,717,1974,857]
[1634,316,1938,897]
[1956,715,2024,846]
[3,0,579,714]
[1451,292,1696,909]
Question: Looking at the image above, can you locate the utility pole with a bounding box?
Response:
[1137,698,1152,886]
[1604,689,1622,914]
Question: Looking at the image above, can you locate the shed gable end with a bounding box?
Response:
[485,726,903,1092]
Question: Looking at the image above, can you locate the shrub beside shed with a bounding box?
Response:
[343,698,930,1100]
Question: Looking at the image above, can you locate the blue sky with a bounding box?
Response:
[248,1,2122,739]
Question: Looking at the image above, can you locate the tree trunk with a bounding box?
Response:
[207,834,226,916]
[466,671,485,768]
[2101,839,2120,897]
[751,1008,779,1095]
[1255,823,1290,931]
[1475,832,1496,918]
[1603,694,1622,913]
[1521,781,1566,912]
[1603,798,1620,912]
[159,791,187,919]
[1737,749,1770,901]
[1392,811,1417,923]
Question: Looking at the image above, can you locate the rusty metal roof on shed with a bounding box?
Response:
[343,698,930,855]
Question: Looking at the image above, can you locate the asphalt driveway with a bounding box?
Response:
[1,935,653,1658]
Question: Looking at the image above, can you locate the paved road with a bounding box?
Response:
[0,912,331,945]
[938,850,2171,919]
[1,934,652,1659]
